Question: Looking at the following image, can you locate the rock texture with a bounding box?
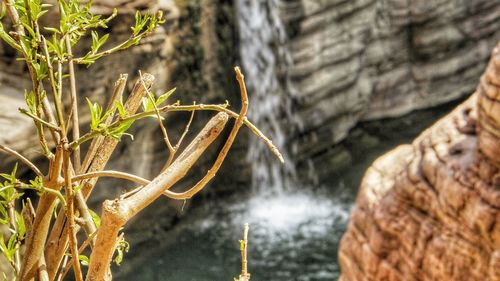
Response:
[288,0,500,180]
[338,44,500,281]
[236,0,500,182]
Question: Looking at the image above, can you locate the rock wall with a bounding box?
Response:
[1,0,500,190]
[278,0,500,181]
[338,44,500,281]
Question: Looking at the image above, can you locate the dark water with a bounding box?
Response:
[113,101,460,281]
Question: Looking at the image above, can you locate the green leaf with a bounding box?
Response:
[7,233,16,251]
[86,98,103,131]
[115,99,127,118]
[15,211,25,240]
[113,238,130,266]
[0,204,7,225]
[109,120,134,141]
[24,90,37,114]
[156,88,176,106]
[0,234,13,262]
[91,31,109,53]
[44,27,60,34]
[141,96,154,112]
[88,209,101,228]
[0,2,6,20]
[79,254,90,266]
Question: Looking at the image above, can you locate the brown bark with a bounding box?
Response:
[86,112,229,281]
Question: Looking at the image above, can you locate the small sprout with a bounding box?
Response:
[79,254,90,267]
[113,237,130,266]
[90,31,109,53]
[88,209,101,228]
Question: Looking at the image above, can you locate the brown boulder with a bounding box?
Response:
[338,43,500,281]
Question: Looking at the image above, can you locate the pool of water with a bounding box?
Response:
[117,188,352,281]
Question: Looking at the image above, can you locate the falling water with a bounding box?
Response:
[235,0,298,189]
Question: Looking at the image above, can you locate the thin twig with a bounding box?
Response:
[162,66,249,200]
[59,231,98,280]
[62,148,84,281]
[19,108,62,132]
[71,170,204,200]
[161,103,196,171]
[80,74,128,173]
[139,71,175,166]
[0,144,43,177]
[55,255,69,281]
[66,36,81,173]
[72,170,149,185]
[41,36,65,133]
[239,223,250,281]
[175,105,196,152]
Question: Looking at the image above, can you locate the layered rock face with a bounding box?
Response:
[338,45,500,280]
[282,0,500,179]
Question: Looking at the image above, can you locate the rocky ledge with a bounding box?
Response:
[338,44,500,280]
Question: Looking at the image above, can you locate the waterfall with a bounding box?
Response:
[235,0,299,189]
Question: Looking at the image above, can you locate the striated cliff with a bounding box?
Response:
[338,44,500,281]
[235,0,500,183]
[284,0,500,180]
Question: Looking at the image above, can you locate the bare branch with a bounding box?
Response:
[161,103,196,171]
[162,66,249,200]
[72,170,149,185]
[81,74,128,173]
[140,71,175,165]
[19,108,62,133]
[0,143,43,177]
[66,36,81,173]
[238,223,251,281]
[62,149,84,281]
[86,112,229,281]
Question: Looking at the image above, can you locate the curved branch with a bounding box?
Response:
[72,170,149,185]
[0,144,43,177]
[69,103,284,163]
[163,66,249,200]
[71,170,198,201]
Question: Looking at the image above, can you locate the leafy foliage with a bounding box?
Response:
[0,1,165,276]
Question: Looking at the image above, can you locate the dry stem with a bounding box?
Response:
[85,112,229,281]
[0,143,43,177]
[239,223,250,281]
[66,36,81,172]
[62,148,84,281]
[163,67,249,199]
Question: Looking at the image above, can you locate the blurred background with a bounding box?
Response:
[1,0,499,280]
